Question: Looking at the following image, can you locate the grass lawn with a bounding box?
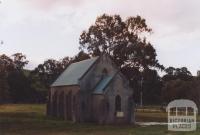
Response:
[0,104,200,135]
[135,108,200,122]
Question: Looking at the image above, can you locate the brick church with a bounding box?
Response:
[47,53,135,124]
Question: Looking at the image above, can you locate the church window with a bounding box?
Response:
[115,95,121,112]
[102,68,108,78]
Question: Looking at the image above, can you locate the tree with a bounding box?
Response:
[0,53,33,103]
[0,54,13,103]
[161,79,200,107]
[162,66,195,105]
[7,70,35,103]
[0,54,14,73]
[6,53,30,103]
[34,51,90,88]
[165,67,176,76]
[32,51,90,102]
[34,59,62,88]
[79,14,164,104]
[12,53,29,70]
[0,71,10,103]
[163,66,192,81]
[79,14,164,71]
[142,69,163,105]
[73,51,90,62]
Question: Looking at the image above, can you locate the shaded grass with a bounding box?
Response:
[135,107,200,122]
[135,112,167,122]
[0,104,200,135]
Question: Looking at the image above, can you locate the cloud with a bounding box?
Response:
[23,0,86,11]
[1,0,200,75]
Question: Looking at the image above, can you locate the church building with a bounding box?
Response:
[47,53,135,124]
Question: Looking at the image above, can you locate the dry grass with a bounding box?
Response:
[0,104,200,135]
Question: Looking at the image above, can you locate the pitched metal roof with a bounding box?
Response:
[51,57,99,87]
[93,76,113,94]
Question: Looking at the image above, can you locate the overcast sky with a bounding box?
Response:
[0,0,200,75]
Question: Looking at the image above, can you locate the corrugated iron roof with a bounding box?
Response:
[51,57,99,87]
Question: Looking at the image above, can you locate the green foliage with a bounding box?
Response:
[79,14,164,105]
[163,66,192,81]
[0,50,91,103]
[0,53,43,103]
[79,14,164,71]
[7,71,37,103]
[142,69,163,105]
[161,66,198,105]
[12,53,29,70]
[30,51,90,102]
[33,51,90,89]
[162,78,200,106]
[0,54,13,103]
[0,72,10,103]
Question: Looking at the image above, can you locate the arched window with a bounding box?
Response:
[47,90,51,116]
[102,68,108,78]
[72,95,76,112]
[81,101,85,112]
[106,102,110,112]
[52,91,58,116]
[58,91,64,118]
[115,95,121,112]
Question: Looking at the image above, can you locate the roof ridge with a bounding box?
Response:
[51,56,99,87]
[71,56,99,64]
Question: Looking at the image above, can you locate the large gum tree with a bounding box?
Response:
[79,14,164,103]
